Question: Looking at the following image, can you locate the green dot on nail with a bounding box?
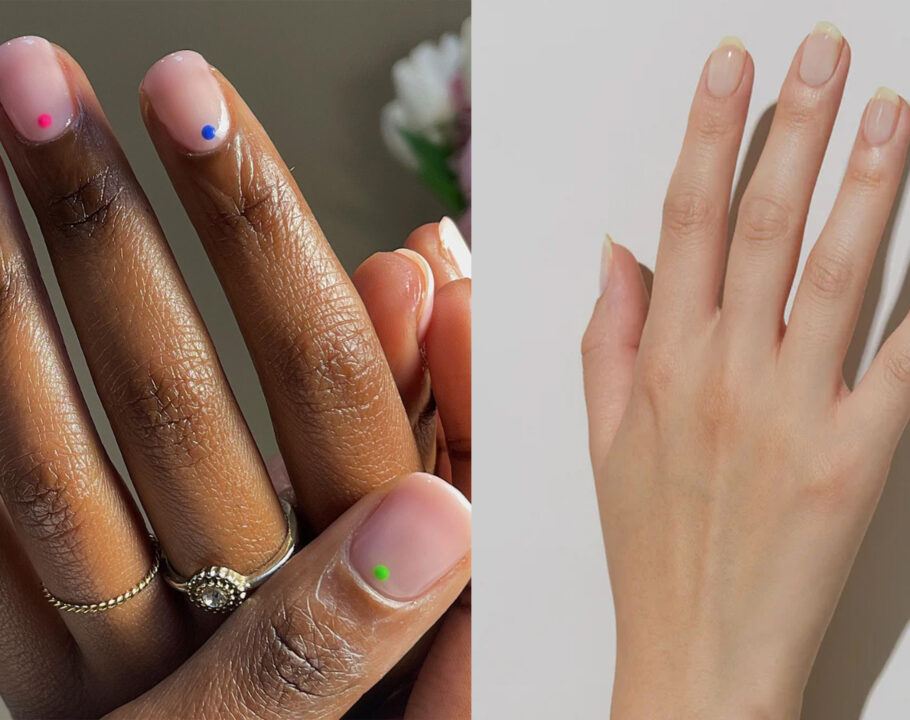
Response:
[373,564,390,581]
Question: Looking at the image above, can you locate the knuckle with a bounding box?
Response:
[662,187,715,243]
[248,598,364,709]
[198,142,302,260]
[265,302,385,421]
[0,446,91,555]
[692,107,735,144]
[776,100,816,133]
[117,352,220,471]
[736,194,791,247]
[45,165,127,245]
[805,246,854,300]
[844,161,886,194]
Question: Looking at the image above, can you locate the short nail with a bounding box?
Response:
[799,22,843,87]
[0,36,76,143]
[394,248,435,342]
[439,216,472,279]
[141,50,229,153]
[864,87,901,146]
[349,472,471,601]
[600,234,613,295]
[706,36,746,98]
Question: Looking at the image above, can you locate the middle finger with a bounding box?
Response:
[139,51,421,531]
[720,23,849,345]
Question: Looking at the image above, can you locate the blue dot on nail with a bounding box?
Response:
[201,124,216,140]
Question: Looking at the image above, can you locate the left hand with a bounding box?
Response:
[584,27,910,717]
[0,37,470,719]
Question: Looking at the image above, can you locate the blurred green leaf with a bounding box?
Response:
[400,129,467,213]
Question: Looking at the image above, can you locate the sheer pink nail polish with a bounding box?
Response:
[141,50,229,153]
[394,249,435,342]
[706,36,746,98]
[864,87,901,146]
[799,22,842,87]
[0,36,76,142]
[349,473,471,601]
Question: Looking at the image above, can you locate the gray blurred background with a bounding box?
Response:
[0,2,467,716]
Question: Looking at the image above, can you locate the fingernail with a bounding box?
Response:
[799,22,843,87]
[141,50,229,153]
[349,472,471,602]
[600,234,613,295]
[394,248,435,342]
[706,36,746,98]
[439,216,472,279]
[0,36,76,143]
[864,87,901,146]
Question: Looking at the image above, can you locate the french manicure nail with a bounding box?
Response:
[349,472,471,601]
[141,50,229,153]
[394,248,435,342]
[799,22,842,87]
[439,216,472,279]
[864,87,901,146]
[600,234,613,295]
[706,36,746,98]
[0,36,76,142]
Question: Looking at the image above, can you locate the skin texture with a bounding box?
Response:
[584,29,910,719]
[0,40,471,720]
[140,67,421,533]
[105,473,471,720]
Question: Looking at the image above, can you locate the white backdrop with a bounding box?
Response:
[476,0,910,717]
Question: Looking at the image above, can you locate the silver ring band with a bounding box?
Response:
[161,499,298,613]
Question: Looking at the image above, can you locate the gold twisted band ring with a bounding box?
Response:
[161,498,299,613]
[43,537,162,614]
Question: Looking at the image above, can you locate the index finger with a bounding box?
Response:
[139,51,420,531]
[645,37,753,346]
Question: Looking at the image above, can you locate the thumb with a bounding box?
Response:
[582,237,650,465]
[106,473,471,720]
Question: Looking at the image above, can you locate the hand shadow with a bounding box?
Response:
[803,163,910,717]
[726,103,910,719]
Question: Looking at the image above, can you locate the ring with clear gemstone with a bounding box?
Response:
[160,499,298,613]
[185,567,249,613]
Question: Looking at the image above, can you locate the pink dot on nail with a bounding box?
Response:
[37,113,52,129]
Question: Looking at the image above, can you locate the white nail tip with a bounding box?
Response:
[439,216,472,279]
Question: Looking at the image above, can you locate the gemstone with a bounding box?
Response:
[201,585,228,609]
[201,124,216,140]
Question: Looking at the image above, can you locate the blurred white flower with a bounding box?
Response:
[381,26,466,169]
[381,18,470,234]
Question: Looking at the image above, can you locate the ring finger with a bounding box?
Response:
[0,39,286,607]
[786,89,910,390]
[0,157,182,711]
